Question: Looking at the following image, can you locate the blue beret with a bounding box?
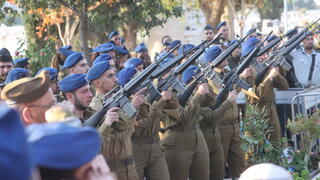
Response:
[216,21,227,30]
[0,48,12,62]
[157,51,174,61]
[108,31,119,40]
[86,61,111,82]
[58,46,74,57]
[182,65,200,85]
[163,41,171,46]
[13,57,28,65]
[267,35,278,43]
[117,67,137,86]
[60,45,72,50]
[134,43,148,52]
[124,58,143,68]
[204,24,214,31]
[0,105,31,179]
[241,37,259,57]
[199,46,222,64]
[59,74,88,92]
[62,52,83,69]
[159,57,173,66]
[26,122,100,169]
[114,46,129,55]
[168,40,181,49]
[93,43,114,53]
[5,68,29,84]
[178,44,195,55]
[93,54,112,65]
[37,67,58,81]
[286,28,298,39]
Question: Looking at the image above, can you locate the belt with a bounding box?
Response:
[161,124,200,133]
[132,136,160,144]
[107,156,134,166]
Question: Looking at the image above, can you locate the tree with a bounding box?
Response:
[0,0,18,25]
[198,0,227,28]
[16,0,115,61]
[92,0,183,49]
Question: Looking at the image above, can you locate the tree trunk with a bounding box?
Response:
[226,1,235,40]
[121,23,138,50]
[79,12,90,64]
[198,0,228,28]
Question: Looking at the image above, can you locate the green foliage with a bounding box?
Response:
[293,169,310,180]
[288,109,320,171]
[0,0,19,25]
[17,38,56,75]
[241,104,289,165]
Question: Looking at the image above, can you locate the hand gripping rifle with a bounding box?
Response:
[210,31,273,110]
[83,44,181,128]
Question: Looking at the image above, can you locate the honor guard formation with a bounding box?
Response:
[1,18,320,180]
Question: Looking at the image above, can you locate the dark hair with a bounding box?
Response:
[39,166,76,180]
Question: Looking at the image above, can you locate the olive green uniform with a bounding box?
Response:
[247,73,289,142]
[132,103,170,180]
[99,113,139,180]
[154,93,209,180]
[91,92,138,180]
[199,90,233,180]
[211,69,247,178]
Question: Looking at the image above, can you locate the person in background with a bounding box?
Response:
[4,68,30,84]
[216,21,230,48]
[62,52,89,75]
[13,57,29,69]
[108,31,121,46]
[135,43,151,68]
[204,24,215,41]
[0,48,13,84]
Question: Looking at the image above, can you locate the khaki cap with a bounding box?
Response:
[1,71,50,103]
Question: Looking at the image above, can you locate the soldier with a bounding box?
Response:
[4,68,29,84]
[62,52,89,74]
[89,62,145,179]
[0,104,33,180]
[204,24,215,41]
[154,83,210,180]
[117,62,170,180]
[93,54,115,67]
[181,65,238,180]
[37,67,58,95]
[58,74,94,122]
[244,37,289,142]
[51,45,74,81]
[161,35,172,52]
[0,48,13,84]
[26,122,116,180]
[178,44,195,61]
[124,58,144,73]
[216,21,230,48]
[114,45,130,71]
[13,57,29,69]
[168,40,182,56]
[92,43,116,65]
[134,43,151,68]
[108,31,121,46]
[227,40,241,70]
[1,71,56,125]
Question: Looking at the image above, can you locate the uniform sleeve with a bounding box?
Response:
[273,74,289,90]
[200,99,233,125]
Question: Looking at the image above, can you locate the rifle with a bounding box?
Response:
[254,22,320,86]
[211,31,272,110]
[176,29,256,107]
[83,43,181,128]
[156,34,222,96]
[141,40,207,103]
